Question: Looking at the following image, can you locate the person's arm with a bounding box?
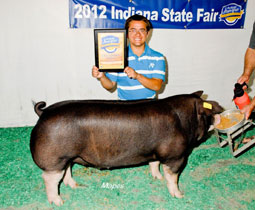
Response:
[136,74,163,91]
[238,48,255,119]
[242,97,255,120]
[238,48,255,84]
[124,66,163,91]
[92,66,116,90]
[99,74,116,90]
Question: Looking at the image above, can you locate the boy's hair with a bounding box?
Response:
[125,14,152,32]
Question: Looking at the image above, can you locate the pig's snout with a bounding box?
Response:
[208,114,221,131]
[214,114,221,127]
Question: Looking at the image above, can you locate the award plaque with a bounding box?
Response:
[94,29,127,72]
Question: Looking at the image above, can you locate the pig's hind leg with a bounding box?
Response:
[42,170,65,206]
[63,164,78,188]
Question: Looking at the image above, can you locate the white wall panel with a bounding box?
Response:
[0,0,254,127]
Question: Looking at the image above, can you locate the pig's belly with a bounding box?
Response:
[77,150,156,169]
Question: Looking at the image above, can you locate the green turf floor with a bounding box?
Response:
[1,126,255,210]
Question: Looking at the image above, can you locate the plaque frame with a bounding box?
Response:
[94,29,127,72]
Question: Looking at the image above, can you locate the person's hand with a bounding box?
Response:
[124,67,139,79]
[241,103,254,120]
[92,66,104,79]
[237,75,250,89]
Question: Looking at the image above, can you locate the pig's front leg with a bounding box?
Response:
[63,165,78,188]
[162,164,183,198]
[149,161,163,180]
[42,170,65,206]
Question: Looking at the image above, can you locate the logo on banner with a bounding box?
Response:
[220,3,244,26]
[101,35,119,53]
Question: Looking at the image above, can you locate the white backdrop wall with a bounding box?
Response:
[1,0,255,127]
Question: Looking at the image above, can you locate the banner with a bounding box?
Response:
[69,0,247,29]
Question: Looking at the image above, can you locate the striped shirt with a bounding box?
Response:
[106,43,165,100]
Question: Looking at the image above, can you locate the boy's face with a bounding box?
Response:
[127,20,149,48]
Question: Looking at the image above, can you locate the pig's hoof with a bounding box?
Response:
[64,178,78,189]
[175,192,184,198]
[69,181,78,189]
[152,173,163,180]
[171,190,184,199]
[49,195,64,206]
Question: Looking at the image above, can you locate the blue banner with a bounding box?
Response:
[69,0,247,29]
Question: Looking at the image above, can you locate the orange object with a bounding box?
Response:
[233,83,250,110]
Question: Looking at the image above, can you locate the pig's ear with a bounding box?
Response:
[192,91,203,98]
[207,100,224,114]
[197,100,224,115]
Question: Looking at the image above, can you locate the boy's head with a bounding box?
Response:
[125,14,152,32]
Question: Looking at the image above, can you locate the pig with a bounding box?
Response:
[30,91,223,206]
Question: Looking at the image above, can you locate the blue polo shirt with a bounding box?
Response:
[106,43,165,100]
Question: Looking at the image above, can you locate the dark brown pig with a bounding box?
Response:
[30,91,223,206]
